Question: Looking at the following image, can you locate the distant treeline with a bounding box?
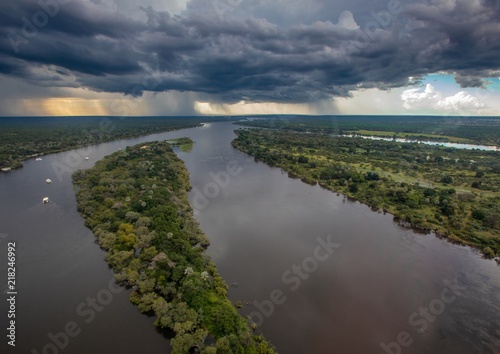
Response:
[0,116,234,170]
[236,115,500,146]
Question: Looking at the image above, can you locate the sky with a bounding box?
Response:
[0,0,499,116]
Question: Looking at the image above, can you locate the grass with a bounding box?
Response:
[167,138,195,153]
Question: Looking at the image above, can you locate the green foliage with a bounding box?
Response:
[73,140,275,353]
[440,175,454,184]
[472,209,486,221]
[233,129,500,257]
[236,115,500,146]
[0,116,235,169]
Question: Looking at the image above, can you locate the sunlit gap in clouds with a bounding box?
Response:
[25,98,110,116]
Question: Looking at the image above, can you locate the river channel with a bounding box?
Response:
[0,121,498,354]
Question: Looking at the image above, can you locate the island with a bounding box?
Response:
[72,140,275,354]
[0,116,235,171]
[167,137,195,153]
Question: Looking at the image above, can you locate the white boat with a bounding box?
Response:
[85,157,89,160]
[46,179,52,184]
[42,197,49,203]
[36,158,42,161]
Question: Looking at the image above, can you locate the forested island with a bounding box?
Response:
[0,116,234,170]
[232,129,500,258]
[73,140,275,353]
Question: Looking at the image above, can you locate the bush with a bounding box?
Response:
[471,209,486,220]
[297,155,309,163]
[440,175,453,184]
[349,183,359,193]
[482,247,495,258]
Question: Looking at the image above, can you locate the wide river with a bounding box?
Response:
[0,122,499,354]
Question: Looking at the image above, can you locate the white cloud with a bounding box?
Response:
[435,91,486,113]
[336,10,359,30]
[401,84,441,110]
[401,84,488,115]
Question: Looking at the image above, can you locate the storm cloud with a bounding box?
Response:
[0,0,499,104]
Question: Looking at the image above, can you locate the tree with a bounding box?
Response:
[472,209,486,221]
[137,292,157,313]
[171,329,208,354]
[297,155,309,163]
[440,175,453,184]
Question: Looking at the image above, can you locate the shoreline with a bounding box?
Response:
[72,140,276,353]
[231,129,500,261]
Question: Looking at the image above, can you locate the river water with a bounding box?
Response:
[344,134,498,151]
[1,121,499,354]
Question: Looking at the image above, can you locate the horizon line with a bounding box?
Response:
[1,114,500,118]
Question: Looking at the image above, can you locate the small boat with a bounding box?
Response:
[36,158,42,161]
[42,197,49,203]
[46,179,52,184]
[85,157,89,160]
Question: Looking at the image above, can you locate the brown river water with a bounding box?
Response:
[0,121,498,354]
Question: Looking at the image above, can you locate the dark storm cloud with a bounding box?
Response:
[0,0,499,103]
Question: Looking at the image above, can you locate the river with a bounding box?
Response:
[0,121,499,354]
[345,134,498,151]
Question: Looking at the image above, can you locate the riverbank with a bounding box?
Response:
[72,140,275,353]
[236,115,500,146]
[167,137,195,152]
[0,116,236,170]
[232,129,500,259]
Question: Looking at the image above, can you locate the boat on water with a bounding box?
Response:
[46,179,52,184]
[36,158,42,161]
[85,157,89,160]
[42,197,49,203]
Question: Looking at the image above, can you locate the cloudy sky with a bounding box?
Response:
[0,0,499,116]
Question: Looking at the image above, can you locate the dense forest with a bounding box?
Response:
[0,116,233,170]
[237,116,500,146]
[232,129,500,258]
[73,140,275,354]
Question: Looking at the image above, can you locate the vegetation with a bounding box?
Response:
[232,129,500,258]
[0,116,234,170]
[168,138,196,153]
[73,140,275,354]
[236,115,500,146]
[351,130,473,143]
